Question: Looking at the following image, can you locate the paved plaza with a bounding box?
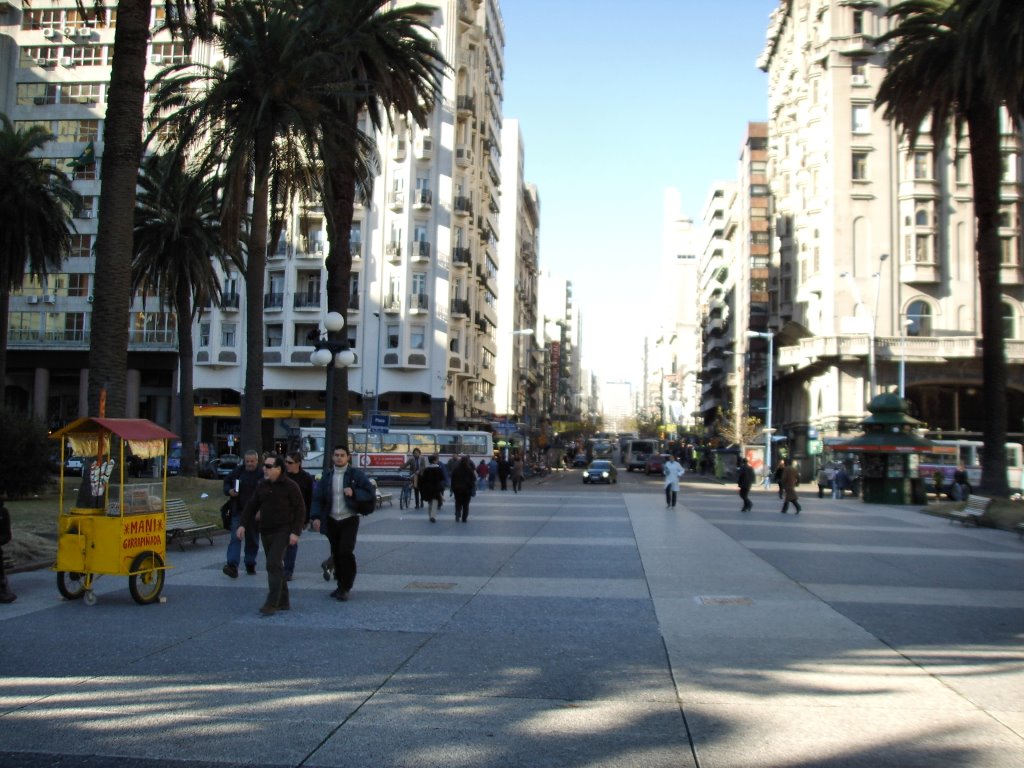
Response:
[1,476,1022,767]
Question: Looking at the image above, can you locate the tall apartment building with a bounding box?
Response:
[2,0,520,449]
[495,118,541,426]
[758,0,1024,456]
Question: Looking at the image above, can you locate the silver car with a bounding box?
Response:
[582,460,618,485]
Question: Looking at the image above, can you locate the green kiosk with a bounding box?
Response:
[835,393,933,505]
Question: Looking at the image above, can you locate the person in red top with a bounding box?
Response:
[476,458,490,491]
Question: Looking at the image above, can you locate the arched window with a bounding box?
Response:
[906,300,932,336]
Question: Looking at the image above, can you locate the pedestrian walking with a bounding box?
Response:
[476,458,489,491]
[310,444,377,602]
[282,451,314,582]
[832,465,847,499]
[404,448,425,508]
[222,450,262,578]
[0,501,16,604]
[773,459,786,499]
[780,459,802,514]
[737,457,754,512]
[497,454,511,491]
[236,454,306,616]
[487,456,498,490]
[663,454,685,508]
[417,455,446,523]
[451,456,476,522]
[510,453,524,493]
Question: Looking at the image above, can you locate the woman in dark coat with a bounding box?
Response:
[451,456,477,523]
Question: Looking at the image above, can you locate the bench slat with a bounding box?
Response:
[164,498,218,549]
[950,495,989,525]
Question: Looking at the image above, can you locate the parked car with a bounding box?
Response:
[64,455,85,475]
[582,459,617,485]
[203,454,241,479]
[644,454,672,475]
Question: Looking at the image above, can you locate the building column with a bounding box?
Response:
[126,369,141,418]
[33,368,50,423]
[78,369,89,418]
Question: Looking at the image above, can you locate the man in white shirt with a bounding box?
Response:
[663,455,685,509]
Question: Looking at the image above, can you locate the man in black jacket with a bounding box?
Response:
[237,454,306,615]
[417,454,446,523]
[310,445,376,602]
[222,450,262,578]
[282,451,314,581]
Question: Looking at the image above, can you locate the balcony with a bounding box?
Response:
[414,136,433,160]
[409,293,429,313]
[293,291,321,311]
[455,145,473,167]
[391,137,406,161]
[775,334,1005,369]
[900,260,941,285]
[385,241,402,264]
[263,292,285,310]
[451,247,472,268]
[457,95,475,116]
[348,293,360,311]
[450,298,470,317]
[388,190,405,211]
[413,188,432,209]
[411,240,431,262]
[383,295,401,314]
[219,293,240,311]
[453,196,472,217]
[350,241,362,260]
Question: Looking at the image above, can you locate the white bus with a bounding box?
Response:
[918,439,1024,493]
[293,426,494,482]
[624,439,659,472]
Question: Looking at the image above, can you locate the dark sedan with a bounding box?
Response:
[202,454,241,479]
[582,460,618,484]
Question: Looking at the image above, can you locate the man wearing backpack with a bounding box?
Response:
[310,444,376,602]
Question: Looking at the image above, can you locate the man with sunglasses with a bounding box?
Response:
[310,444,376,602]
[282,451,314,582]
[237,454,306,616]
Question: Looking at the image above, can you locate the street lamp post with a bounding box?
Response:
[840,253,888,404]
[310,311,355,475]
[898,318,913,399]
[746,330,773,488]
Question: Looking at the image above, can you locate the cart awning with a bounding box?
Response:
[50,417,178,442]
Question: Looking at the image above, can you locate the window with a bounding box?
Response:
[20,47,59,67]
[1003,303,1017,339]
[853,9,864,34]
[410,326,425,350]
[450,329,460,353]
[293,323,317,345]
[349,223,361,256]
[1000,236,1019,266]
[346,324,357,349]
[70,235,92,258]
[221,322,237,347]
[16,83,52,105]
[349,273,359,300]
[851,58,867,80]
[64,83,102,104]
[955,153,970,184]
[57,120,100,143]
[411,272,426,295]
[68,273,89,297]
[198,322,210,347]
[906,301,932,337]
[266,324,283,347]
[69,46,105,66]
[151,42,189,65]
[1002,153,1019,183]
[387,324,399,349]
[851,105,870,134]
[852,151,868,180]
[912,151,930,180]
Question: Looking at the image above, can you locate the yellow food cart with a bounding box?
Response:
[50,417,178,606]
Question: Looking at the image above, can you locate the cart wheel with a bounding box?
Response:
[57,571,87,600]
[128,551,165,605]
[83,590,97,607]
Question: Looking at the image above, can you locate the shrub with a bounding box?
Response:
[0,409,53,499]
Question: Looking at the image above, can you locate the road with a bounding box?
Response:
[1,468,1022,767]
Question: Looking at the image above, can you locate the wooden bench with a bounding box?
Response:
[949,495,989,526]
[165,498,218,549]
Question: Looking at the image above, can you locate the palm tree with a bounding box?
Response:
[85,1,215,418]
[0,115,81,407]
[303,0,446,447]
[132,154,241,475]
[876,0,1015,495]
[150,0,321,451]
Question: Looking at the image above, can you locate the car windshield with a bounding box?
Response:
[589,461,610,470]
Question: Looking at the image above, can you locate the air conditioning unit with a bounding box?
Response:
[44,294,57,304]
[851,74,867,85]
[63,27,75,36]
[150,54,164,66]
[43,28,57,38]
[38,58,55,68]
[60,57,74,67]
[27,296,39,305]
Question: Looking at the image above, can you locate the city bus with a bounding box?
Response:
[918,439,1024,494]
[292,426,494,482]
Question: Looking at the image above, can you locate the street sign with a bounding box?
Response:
[369,412,390,434]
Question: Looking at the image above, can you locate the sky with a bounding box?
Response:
[501,0,778,387]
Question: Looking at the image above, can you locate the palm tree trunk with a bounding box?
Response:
[240,133,272,452]
[87,0,151,417]
[323,161,358,450]
[174,282,197,476]
[0,289,10,408]
[967,105,1010,496]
